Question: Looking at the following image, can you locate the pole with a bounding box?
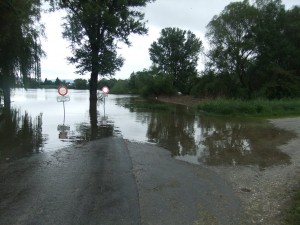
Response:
[103,96,106,117]
[63,101,65,125]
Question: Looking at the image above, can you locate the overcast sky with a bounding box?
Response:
[40,0,298,81]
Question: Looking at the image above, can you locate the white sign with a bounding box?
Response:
[57,95,70,102]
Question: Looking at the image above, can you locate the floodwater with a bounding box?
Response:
[0,88,295,168]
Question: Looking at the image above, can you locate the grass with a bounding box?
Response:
[124,100,174,112]
[197,98,300,118]
[286,190,300,225]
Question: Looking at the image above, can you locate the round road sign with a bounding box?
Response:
[58,86,68,96]
[102,86,109,94]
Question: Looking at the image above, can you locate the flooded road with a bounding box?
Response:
[1,89,299,225]
[0,88,294,168]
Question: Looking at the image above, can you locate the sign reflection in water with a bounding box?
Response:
[4,89,294,168]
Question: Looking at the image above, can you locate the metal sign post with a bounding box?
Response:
[101,86,109,117]
[57,86,70,124]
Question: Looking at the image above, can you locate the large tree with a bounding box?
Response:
[253,0,300,98]
[56,0,154,101]
[0,0,44,109]
[284,6,300,75]
[205,0,300,99]
[206,0,258,97]
[149,27,203,94]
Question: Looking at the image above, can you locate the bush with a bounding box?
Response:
[110,80,130,94]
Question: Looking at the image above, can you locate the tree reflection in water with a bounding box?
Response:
[117,97,294,168]
[147,107,198,157]
[72,100,114,143]
[0,108,45,161]
[197,116,293,168]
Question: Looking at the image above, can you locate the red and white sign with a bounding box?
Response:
[58,86,68,96]
[102,86,109,94]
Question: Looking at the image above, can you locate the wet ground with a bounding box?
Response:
[0,137,140,225]
[0,89,300,224]
[0,137,247,225]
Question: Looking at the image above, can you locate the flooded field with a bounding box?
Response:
[0,88,295,168]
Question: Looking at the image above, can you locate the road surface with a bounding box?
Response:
[0,137,246,225]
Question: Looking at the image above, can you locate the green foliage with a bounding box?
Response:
[23,77,41,88]
[204,0,300,100]
[110,80,130,94]
[98,78,117,91]
[197,99,300,117]
[73,78,88,90]
[286,190,300,225]
[206,0,258,98]
[129,70,176,97]
[0,0,44,108]
[54,77,61,86]
[149,27,203,94]
[43,78,53,86]
[58,0,153,100]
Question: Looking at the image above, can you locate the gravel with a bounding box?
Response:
[208,117,300,225]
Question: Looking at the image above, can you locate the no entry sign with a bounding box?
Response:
[102,86,109,94]
[58,86,68,96]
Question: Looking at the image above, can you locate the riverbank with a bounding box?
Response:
[158,96,300,118]
[197,98,300,118]
[157,95,202,107]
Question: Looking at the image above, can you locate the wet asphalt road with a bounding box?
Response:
[0,137,246,225]
[0,138,140,225]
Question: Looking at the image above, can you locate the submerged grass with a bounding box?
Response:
[123,99,174,112]
[197,98,300,118]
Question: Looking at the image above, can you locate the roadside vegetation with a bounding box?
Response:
[286,190,300,225]
[197,99,300,118]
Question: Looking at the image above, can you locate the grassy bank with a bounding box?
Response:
[197,99,300,117]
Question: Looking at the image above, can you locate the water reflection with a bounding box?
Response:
[87,100,114,141]
[58,100,114,144]
[196,116,292,167]
[57,124,70,140]
[117,97,294,168]
[0,109,46,161]
[7,89,295,168]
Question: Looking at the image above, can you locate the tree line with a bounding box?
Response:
[129,0,300,99]
[198,0,300,99]
[1,0,300,111]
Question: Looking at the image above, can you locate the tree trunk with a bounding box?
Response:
[89,71,98,101]
[89,99,98,140]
